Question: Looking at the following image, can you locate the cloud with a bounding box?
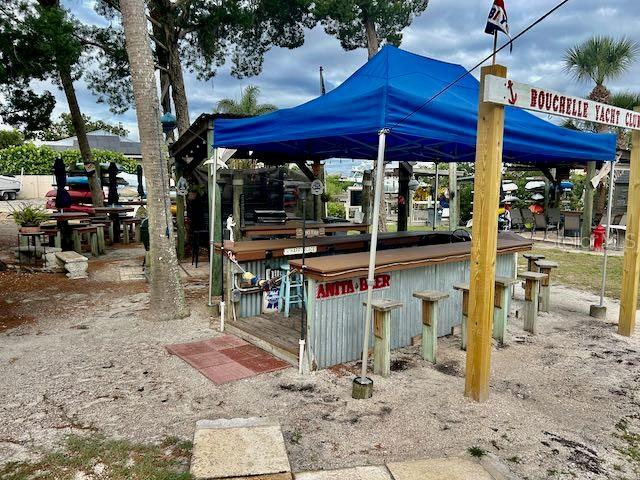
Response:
[18,0,640,140]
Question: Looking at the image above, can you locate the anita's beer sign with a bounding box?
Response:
[484,74,640,131]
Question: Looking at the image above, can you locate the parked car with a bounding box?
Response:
[0,175,20,200]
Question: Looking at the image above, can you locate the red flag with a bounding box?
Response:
[485,0,513,52]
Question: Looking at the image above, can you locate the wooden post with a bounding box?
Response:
[208,126,222,297]
[464,64,507,403]
[449,162,459,229]
[581,161,596,249]
[96,226,105,254]
[362,170,372,228]
[232,175,243,241]
[413,291,449,364]
[618,106,640,337]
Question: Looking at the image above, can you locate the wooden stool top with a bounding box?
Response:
[495,276,520,286]
[413,290,449,302]
[364,299,403,312]
[122,217,142,224]
[453,283,470,292]
[523,253,545,260]
[535,260,559,269]
[72,225,98,233]
[518,271,547,281]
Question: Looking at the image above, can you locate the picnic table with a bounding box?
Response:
[50,212,89,250]
[94,206,134,243]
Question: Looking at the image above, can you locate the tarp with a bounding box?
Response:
[214,46,616,164]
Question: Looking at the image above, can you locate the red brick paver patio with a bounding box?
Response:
[166,335,291,385]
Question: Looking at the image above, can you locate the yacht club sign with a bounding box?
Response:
[484,74,640,131]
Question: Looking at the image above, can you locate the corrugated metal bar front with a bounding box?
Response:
[310,252,516,369]
[237,260,268,317]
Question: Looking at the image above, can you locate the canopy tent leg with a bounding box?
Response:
[353,129,388,399]
[618,107,640,337]
[592,160,616,318]
[465,64,507,403]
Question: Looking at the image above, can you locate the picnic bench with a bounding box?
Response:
[54,251,89,279]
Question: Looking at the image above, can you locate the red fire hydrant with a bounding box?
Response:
[593,224,606,251]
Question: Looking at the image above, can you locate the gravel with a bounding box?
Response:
[0,242,639,479]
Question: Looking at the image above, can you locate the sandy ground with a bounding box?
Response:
[0,217,639,479]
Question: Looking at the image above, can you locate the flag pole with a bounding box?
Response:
[492,31,498,65]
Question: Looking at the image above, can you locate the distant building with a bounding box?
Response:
[35,130,141,160]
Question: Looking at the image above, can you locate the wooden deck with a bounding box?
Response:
[225,311,302,366]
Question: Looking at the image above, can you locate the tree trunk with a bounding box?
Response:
[362,16,385,231]
[149,0,190,136]
[168,42,190,136]
[589,83,611,222]
[59,68,104,208]
[120,0,189,320]
[363,16,379,59]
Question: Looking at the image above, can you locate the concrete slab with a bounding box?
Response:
[190,417,291,480]
[387,458,494,480]
[295,466,392,480]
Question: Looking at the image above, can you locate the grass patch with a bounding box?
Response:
[468,446,486,458]
[615,418,640,468]
[0,434,193,480]
[518,247,638,306]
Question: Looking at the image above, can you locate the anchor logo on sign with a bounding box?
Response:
[507,80,518,105]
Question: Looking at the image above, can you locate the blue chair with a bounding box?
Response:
[279,264,304,317]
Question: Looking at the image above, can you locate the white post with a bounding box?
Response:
[359,129,388,382]
[207,149,218,307]
[599,161,616,307]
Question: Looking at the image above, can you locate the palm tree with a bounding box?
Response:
[564,36,639,231]
[120,0,189,320]
[564,36,639,106]
[216,86,277,116]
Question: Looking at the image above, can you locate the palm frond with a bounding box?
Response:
[609,91,640,111]
[564,36,639,86]
[215,85,278,116]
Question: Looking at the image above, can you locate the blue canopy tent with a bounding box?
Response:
[214,45,616,164]
[212,46,617,383]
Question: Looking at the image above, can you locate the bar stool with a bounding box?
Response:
[413,291,449,363]
[523,253,545,272]
[365,298,402,378]
[518,271,548,334]
[453,283,470,350]
[535,260,559,312]
[279,264,303,317]
[493,276,519,344]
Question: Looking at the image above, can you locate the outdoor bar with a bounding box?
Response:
[206,46,616,377]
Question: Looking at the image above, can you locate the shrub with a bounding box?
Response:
[327,202,346,219]
[0,144,138,175]
[9,203,50,226]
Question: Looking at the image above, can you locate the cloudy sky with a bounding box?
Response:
[50,0,640,143]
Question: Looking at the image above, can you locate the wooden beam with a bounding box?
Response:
[464,64,507,402]
[295,160,315,181]
[618,106,640,337]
